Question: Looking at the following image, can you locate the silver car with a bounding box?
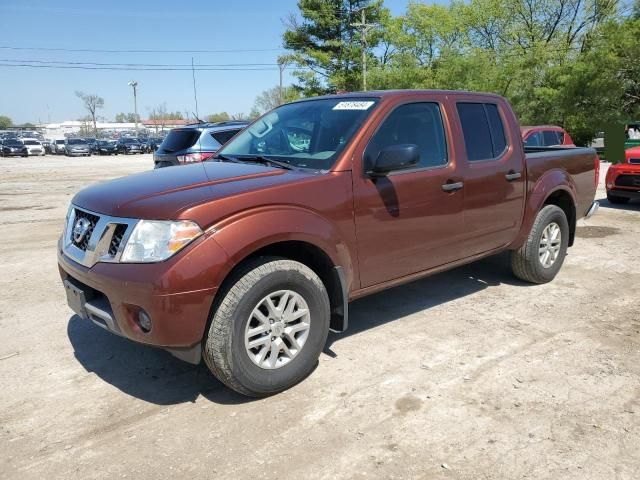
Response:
[65,138,91,157]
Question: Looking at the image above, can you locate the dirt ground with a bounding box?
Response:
[1,154,639,480]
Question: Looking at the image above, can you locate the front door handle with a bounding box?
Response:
[442,181,464,192]
[505,171,522,181]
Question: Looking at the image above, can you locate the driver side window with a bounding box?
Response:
[364,102,448,172]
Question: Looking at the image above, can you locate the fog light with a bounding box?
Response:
[138,310,152,333]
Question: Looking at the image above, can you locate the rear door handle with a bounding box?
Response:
[442,181,464,192]
[505,171,522,181]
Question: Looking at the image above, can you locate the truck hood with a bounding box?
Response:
[72,161,309,221]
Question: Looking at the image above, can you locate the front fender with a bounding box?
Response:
[209,205,356,292]
[510,168,577,249]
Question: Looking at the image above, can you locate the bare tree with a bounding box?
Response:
[75,91,104,136]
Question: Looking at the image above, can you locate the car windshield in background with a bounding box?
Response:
[161,129,200,152]
[5,140,22,146]
[219,98,379,170]
[125,139,140,144]
[55,140,65,144]
[23,140,40,145]
[68,139,85,145]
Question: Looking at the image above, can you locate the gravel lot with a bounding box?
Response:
[1,154,639,479]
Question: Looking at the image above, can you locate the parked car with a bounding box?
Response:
[53,139,66,154]
[149,137,163,152]
[22,138,45,156]
[521,126,575,147]
[65,138,91,157]
[153,121,248,168]
[96,140,118,156]
[42,139,54,154]
[85,138,99,154]
[605,145,640,204]
[1,138,28,157]
[117,138,144,154]
[58,90,598,397]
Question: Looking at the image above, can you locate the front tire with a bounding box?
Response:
[203,257,330,397]
[511,205,569,284]
[607,192,629,204]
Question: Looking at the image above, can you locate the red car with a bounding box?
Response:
[521,126,575,147]
[605,146,640,204]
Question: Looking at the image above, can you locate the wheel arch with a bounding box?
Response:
[510,169,578,249]
[207,206,355,334]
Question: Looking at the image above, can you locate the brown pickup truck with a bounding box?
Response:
[58,90,599,396]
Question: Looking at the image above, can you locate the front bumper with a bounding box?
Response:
[58,233,229,364]
[608,188,640,200]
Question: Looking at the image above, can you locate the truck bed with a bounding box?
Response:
[524,146,598,219]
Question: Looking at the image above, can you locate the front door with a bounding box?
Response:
[353,100,465,288]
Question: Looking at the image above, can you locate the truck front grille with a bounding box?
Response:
[108,224,128,256]
[72,209,100,251]
[615,174,640,188]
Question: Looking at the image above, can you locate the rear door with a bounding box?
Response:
[454,99,525,256]
[353,96,465,288]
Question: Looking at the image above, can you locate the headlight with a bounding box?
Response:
[121,220,203,263]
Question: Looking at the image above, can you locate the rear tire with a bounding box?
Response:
[511,205,569,284]
[203,257,330,397]
[607,192,629,204]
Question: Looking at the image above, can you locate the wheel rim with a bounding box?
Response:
[244,290,311,370]
[539,222,562,268]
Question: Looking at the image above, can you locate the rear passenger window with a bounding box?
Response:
[524,132,542,147]
[542,130,563,146]
[365,102,448,171]
[212,129,240,145]
[457,103,508,161]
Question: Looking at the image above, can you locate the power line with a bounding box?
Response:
[0,45,284,54]
[0,58,282,67]
[0,63,304,72]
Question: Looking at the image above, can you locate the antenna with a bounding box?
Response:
[191,57,199,119]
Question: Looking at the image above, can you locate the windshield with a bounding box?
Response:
[23,140,40,145]
[219,98,379,170]
[68,138,85,145]
[6,140,22,146]
[56,140,65,144]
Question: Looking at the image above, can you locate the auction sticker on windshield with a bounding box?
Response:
[332,101,375,110]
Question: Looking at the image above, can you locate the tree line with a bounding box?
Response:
[282,0,640,145]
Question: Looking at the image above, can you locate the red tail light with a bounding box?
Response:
[594,154,600,188]
[176,152,215,164]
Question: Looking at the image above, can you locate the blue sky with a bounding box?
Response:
[0,0,416,124]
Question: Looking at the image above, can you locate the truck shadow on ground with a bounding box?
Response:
[597,196,640,211]
[67,251,529,405]
[325,251,527,351]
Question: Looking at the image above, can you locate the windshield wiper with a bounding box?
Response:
[232,155,293,170]
[212,153,242,163]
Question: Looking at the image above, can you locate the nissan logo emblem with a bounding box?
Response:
[72,217,92,244]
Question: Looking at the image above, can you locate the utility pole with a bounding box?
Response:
[351,6,375,91]
[128,80,138,135]
[278,60,286,105]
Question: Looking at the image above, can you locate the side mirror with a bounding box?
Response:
[368,144,419,177]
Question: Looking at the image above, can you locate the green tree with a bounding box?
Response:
[115,112,140,123]
[0,115,12,129]
[206,112,231,123]
[366,0,624,145]
[75,91,104,136]
[251,86,301,116]
[283,0,387,95]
